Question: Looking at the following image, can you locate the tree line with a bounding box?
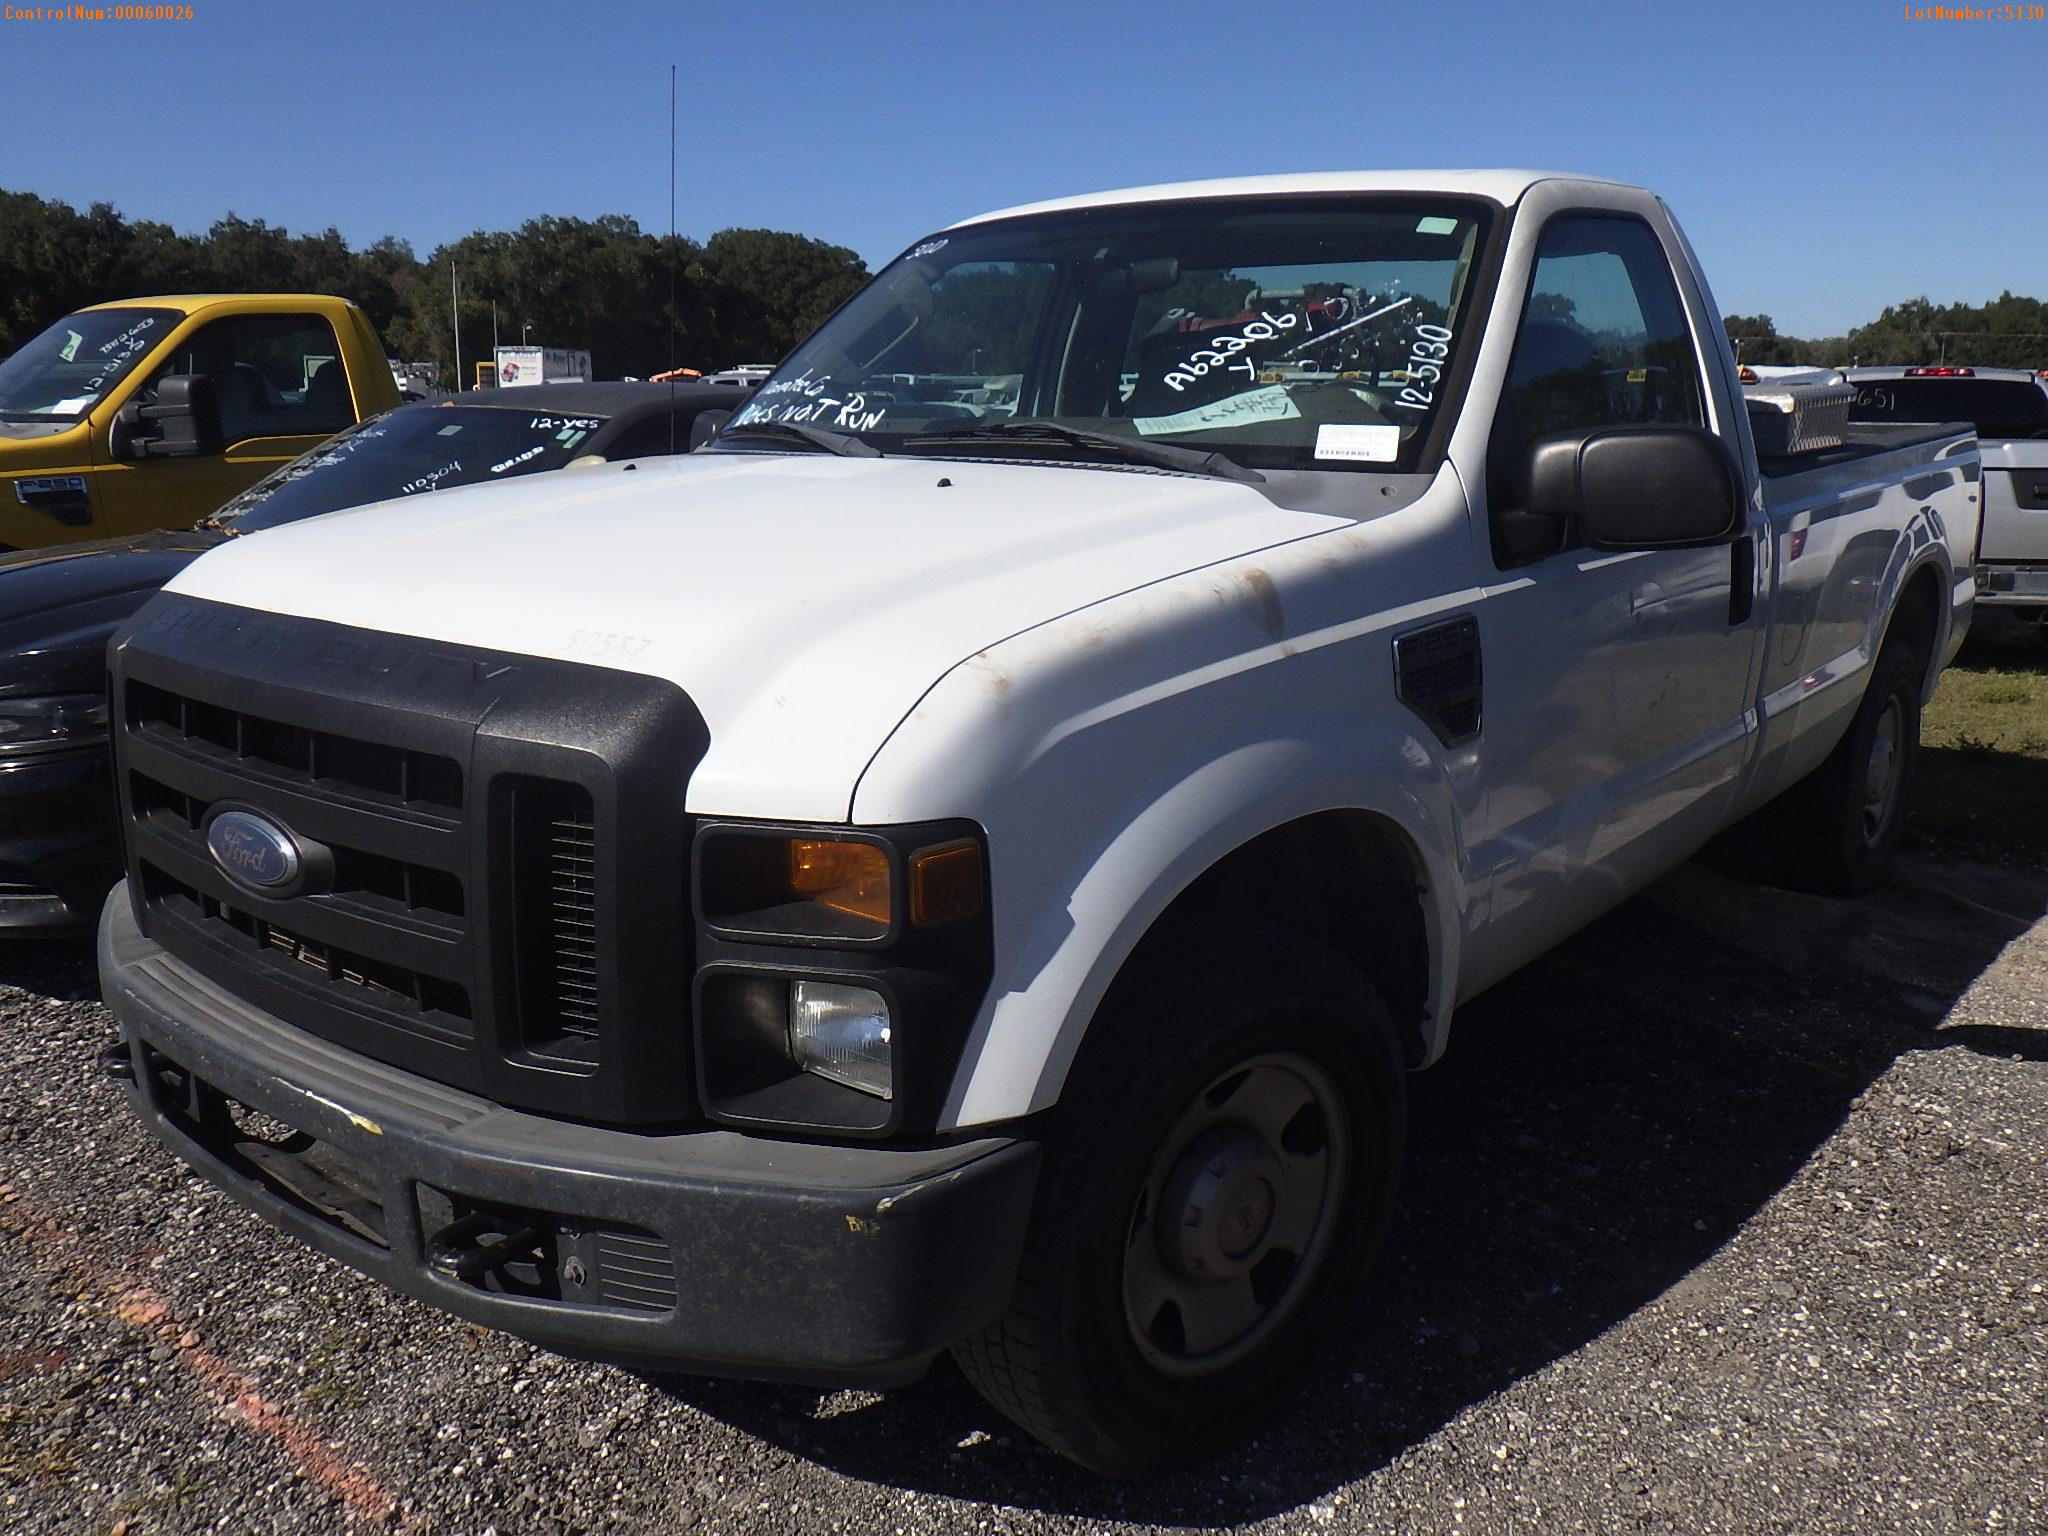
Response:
[1724,292,2048,370]
[5,188,2041,380]
[0,189,872,383]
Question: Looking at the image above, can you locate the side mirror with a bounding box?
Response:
[1526,425,1742,550]
[111,374,224,460]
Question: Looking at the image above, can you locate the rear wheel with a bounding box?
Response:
[952,922,1405,1477]
[1773,637,1925,895]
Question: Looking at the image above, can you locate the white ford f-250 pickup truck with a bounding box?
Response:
[99,171,1980,1475]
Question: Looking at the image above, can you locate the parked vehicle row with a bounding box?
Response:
[0,381,747,927]
[0,294,400,548]
[84,171,1980,1474]
[1846,365,2048,623]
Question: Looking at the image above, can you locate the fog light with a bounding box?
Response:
[789,981,892,1100]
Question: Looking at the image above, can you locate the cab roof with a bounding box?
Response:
[950,170,1628,229]
[78,293,363,316]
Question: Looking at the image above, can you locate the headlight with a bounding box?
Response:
[692,819,991,1136]
[696,826,983,942]
[789,980,892,1099]
[787,838,892,927]
[0,694,110,759]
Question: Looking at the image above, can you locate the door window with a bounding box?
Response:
[139,313,354,445]
[1489,216,1707,561]
[1508,217,1704,438]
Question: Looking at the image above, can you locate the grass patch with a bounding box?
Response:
[1914,629,2048,861]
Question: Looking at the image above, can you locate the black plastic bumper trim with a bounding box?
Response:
[100,889,1039,1386]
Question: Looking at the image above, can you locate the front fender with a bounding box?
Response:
[948,736,1468,1127]
[852,496,1484,1130]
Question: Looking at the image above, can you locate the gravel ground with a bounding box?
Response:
[2,835,2044,1536]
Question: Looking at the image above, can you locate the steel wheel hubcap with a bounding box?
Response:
[1122,1053,1348,1378]
[1863,698,1902,844]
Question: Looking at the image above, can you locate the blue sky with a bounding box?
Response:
[6,0,2042,336]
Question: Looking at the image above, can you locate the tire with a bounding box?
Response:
[1772,636,1925,895]
[951,922,1406,1477]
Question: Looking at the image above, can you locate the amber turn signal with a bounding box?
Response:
[786,838,892,926]
[909,839,983,927]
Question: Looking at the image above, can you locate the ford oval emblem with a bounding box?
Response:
[206,810,303,893]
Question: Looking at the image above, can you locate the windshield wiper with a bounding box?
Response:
[904,419,1263,483]
[715,419,880,457]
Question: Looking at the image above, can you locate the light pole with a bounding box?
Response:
[450,264,462,393]
[522,322,534,345]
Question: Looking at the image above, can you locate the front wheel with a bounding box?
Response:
[951,923,1405,1477]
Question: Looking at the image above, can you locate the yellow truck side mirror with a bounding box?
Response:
[110,375,225,460]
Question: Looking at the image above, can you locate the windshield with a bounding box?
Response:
[209,402,610,533]
[1849,377,2048,441]
[0,307,178,421]
[721,196,1495,475]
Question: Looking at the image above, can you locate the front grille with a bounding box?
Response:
[511,778,601,1068]
[111,598,705,1126]
[592,1227,679,1313]
[126,681,483,1060]
[145,865,473,1040]
[129,679,463,811]
[131,771,465,920]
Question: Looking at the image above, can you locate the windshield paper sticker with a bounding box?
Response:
[1133,384,1300,437]
[1313,423,1401,463]
[58,331,82,362]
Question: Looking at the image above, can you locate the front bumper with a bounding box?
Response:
[0,745,120,929]
[100,888,1039,1387]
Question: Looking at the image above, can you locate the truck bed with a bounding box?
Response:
[1758,421,1973,480]
[1758,422,1975,513]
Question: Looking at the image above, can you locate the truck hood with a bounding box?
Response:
[163,452,1351,819]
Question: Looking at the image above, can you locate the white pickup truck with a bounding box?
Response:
[1846,365,2048,624]
[99,171,1980,1476]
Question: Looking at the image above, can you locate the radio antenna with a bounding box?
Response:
[667,62,678,455]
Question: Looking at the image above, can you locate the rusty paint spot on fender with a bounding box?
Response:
[1236,567,1285,640]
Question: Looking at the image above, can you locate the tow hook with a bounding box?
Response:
[427,1212,546,1281]
[98,1043,136,1082]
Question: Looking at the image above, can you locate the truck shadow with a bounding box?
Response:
[0,930,100,1003]
[651,842,2048,1524]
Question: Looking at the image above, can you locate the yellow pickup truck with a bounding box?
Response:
[0,294,399,549]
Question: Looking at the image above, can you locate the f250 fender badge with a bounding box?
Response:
[205,809,310,896]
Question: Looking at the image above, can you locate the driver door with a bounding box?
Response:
[94,311,357,535]
[1475,214,1762,974]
